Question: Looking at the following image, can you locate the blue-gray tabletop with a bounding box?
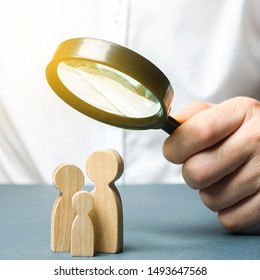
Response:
[0,184,259,260]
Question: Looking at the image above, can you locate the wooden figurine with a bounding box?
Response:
[71,191,94,257]
[86,149,124,253]
[51,164,84,252]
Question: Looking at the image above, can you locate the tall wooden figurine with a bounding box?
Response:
[86,149,124,253]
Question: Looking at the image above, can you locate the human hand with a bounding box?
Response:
[163,97,260,232]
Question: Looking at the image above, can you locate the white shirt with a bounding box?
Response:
[0,0,259,184]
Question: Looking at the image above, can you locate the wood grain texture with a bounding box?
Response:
[51,164,84,252]
[86,149,124,253]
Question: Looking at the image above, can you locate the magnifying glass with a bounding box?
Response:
[46,38,180,134]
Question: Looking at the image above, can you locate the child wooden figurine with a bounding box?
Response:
[71,190,94,256]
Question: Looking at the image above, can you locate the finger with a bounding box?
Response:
[218,191,260,232]
[182,127,251,189]
[163,97,248,164]
[173,101,214,123]
[199,158,260,212]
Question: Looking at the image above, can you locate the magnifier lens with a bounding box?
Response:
[46,38,181,133]
[57,61,162,119]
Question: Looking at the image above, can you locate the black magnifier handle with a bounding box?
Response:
[161,116,181,134]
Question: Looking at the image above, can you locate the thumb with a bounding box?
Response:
[173,101,214,123]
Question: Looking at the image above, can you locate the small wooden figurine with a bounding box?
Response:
[51,164,84,252]
[71,191,94,257]
[86,149,124,253]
